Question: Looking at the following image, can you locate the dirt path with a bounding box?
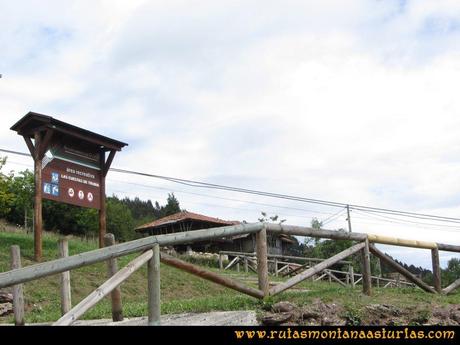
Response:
[15,311,258,326]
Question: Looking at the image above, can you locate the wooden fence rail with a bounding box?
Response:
[0,223,263,288]
[2,221,460,326]
[269,242,366,296]
[54,250,153,326]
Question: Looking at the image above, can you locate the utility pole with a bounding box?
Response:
[346,205,352,233]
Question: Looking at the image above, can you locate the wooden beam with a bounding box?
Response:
[325,270,347,287]
[160,253,264,299]
[99,151,106,248]
[367,234,437,250]
[54,250,153,325]
[274,258,278,277]
[148,244,161,325]
[314,273,327,281]
[219,250,352,265]
[58,239,71,315]
[266,223,366,241]
[369,244,436,294]
[268,224,460,253]
[104,234,123,322]
[431,248,442,293]
[437,243,460,253]
[218,254,223,270]
[0,222,264,289]
[361,238,372,296]
[349,265,355,287]
[224,256,239,270]
[37,129,53,159]
[443,278,460,295]
[256,227,269,296]
[23,136,35,156]
[103,150,116,177]
[269,242,365,296]
[281,261,309,277]
[33,132,43,261]
[11,246,24,326]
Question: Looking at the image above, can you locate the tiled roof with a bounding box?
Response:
[135,211,240,231]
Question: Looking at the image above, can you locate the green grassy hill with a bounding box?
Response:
[0,228,260,323]
[1,224,459,325]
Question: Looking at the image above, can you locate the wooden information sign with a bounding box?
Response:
[11,112,127,260]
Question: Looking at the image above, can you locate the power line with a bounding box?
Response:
[107,178,340,216]
[2,147,460,225]
[0,149,30,157]
[352,209,460,230]
[110,188,317,221]
[321,208,346,225]
[3,157,344,220]
[350,216,460,234]
[110,166,460,224]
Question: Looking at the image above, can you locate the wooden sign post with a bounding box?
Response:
[11,112,127,261]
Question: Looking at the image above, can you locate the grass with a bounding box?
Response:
[1,224,459,324]
[0,229,261,323]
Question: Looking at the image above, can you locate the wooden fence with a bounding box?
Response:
[0,222,459,326]
[219,250,414,288]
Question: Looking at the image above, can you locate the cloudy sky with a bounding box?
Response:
[2,0,460,268]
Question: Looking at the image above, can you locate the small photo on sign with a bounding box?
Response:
[87,192,93,202]
[68,188,75,198]
[51,172,59,184]
[43,183,51,194]
[51,184,59,197]
[78,190,85,200]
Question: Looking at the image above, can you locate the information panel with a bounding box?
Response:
[42,157,101,209]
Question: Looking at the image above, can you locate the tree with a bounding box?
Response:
[160,193,181,217]
[0,162,184,242]
[303,218,381,274]
[0,157,15,218]
[6,169,34,227]
[43,200,98,236]
[443,258,460,285]
[107,196,135,241]
[308,218,323,246]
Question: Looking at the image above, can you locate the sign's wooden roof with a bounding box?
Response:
[10,112,128,151]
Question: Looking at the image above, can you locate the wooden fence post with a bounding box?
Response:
[274,258,278,277]
[361,239,372,296]
[104,234,123,322]
[11,245,24,326]
[431,248,442,293]
[58,239,71,315]
[256,225,269,296]
[148,244,161,326]
[219,254,223,270]
[350,265,355,287]
[244,257,248,273]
